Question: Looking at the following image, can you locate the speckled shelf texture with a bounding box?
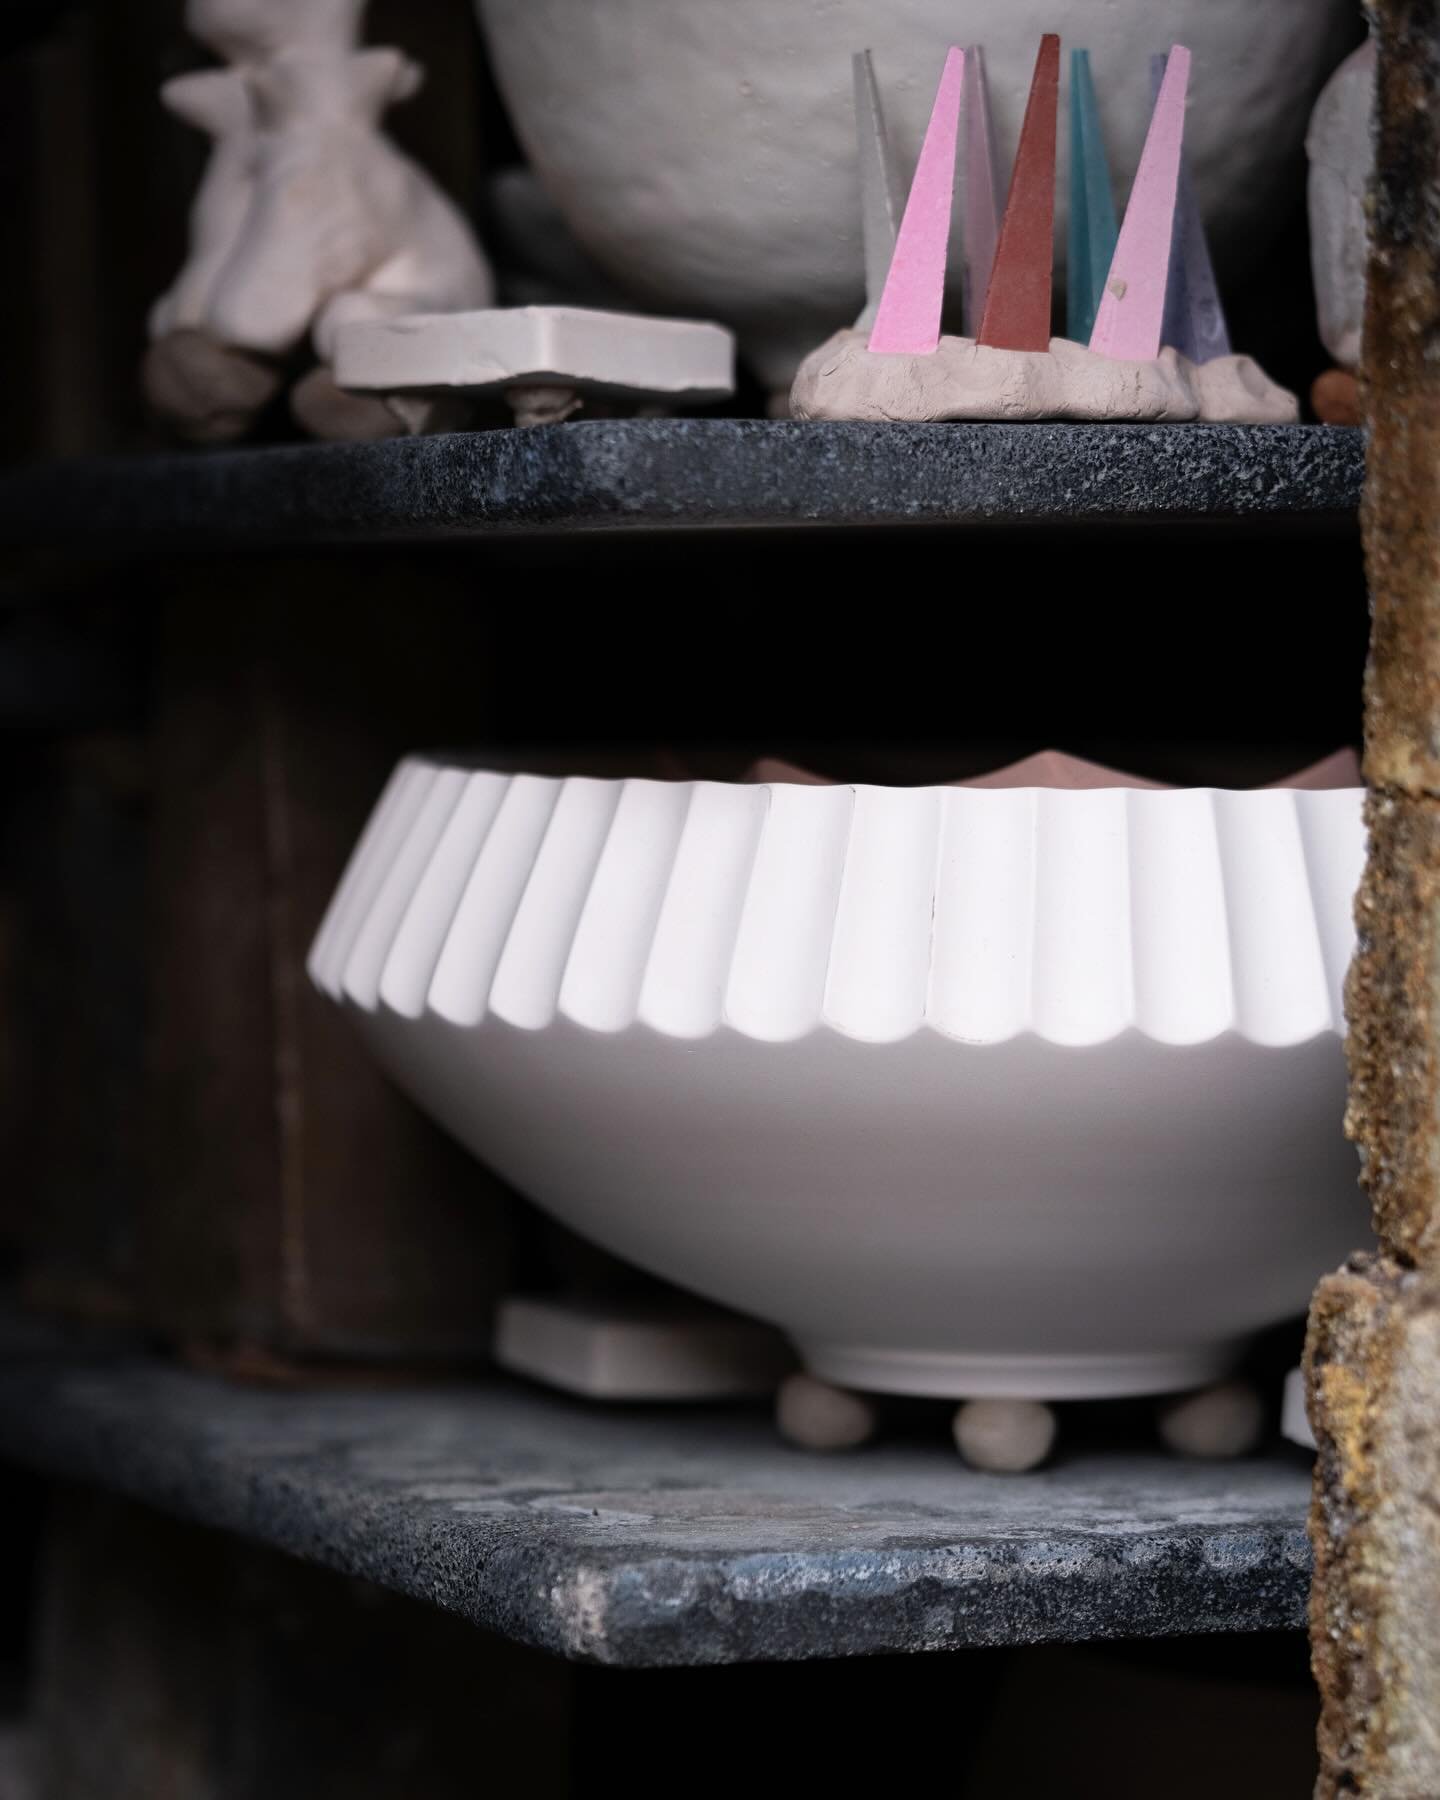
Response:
[0,1323,1313,1666]
[0,420,1361,550]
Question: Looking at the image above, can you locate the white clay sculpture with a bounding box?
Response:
[203,48,491,363]
[1307,38,1375,373]
[147,0,493,442]
[186,0,366,64]
[149,69,258,344]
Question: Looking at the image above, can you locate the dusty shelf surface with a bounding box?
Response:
[0,419,1362,550]
[0,1315,1314,1667]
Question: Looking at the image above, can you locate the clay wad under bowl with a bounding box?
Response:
[310,761,1366,1401]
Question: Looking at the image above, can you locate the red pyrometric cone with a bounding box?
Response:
[977,33,1060,352]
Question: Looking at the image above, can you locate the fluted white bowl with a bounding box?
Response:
[309,760,1367,1400]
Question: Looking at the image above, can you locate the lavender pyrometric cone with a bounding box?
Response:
[1150,49,1231,362]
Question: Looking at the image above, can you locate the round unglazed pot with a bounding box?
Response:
[474,0,1357,389]
[310,761,1366,1401]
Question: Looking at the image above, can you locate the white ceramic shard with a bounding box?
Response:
[1282,1365,1316,1450]
[333,306,736,405]
[493,1295,791,1400]
[312,762,1367,1401]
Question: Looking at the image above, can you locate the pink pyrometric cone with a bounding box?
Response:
[1088,45,1191,361]
[867,45,965,355]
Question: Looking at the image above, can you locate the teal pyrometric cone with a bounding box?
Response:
[1066,49,1117,344]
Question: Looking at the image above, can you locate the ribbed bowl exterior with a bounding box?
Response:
[311,761,1363,1049]
[309,761,1369,1398]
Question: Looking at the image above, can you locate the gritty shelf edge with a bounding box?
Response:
[0,1320,1315,1668]
[0,419,1363,552]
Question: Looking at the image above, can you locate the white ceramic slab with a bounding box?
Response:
[333,306,736,403]
[493,1294,791,1400]
[311,763,1369,1402]
[1281,1365,1316,1450]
